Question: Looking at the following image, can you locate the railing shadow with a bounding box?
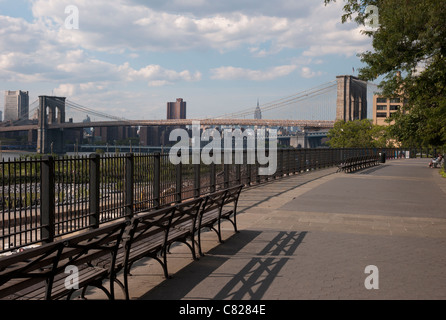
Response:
[138,230,262,300]
[213,231,306,300]
[138,230,307,300]
[355,164,387,175]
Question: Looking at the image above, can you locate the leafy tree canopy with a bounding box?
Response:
[324,0,446,147]
[327,119,392,148]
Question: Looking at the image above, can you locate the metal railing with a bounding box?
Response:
[0,147,408,253]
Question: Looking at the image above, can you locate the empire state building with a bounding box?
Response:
[254,99,262,119]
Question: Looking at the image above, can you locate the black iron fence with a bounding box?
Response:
[0,147,411,253]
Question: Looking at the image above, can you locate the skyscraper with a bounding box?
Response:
[254,99,262,119]
[167,98,186,119]
[4,90,29,121]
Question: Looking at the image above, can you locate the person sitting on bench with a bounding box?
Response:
[429,154,443,168]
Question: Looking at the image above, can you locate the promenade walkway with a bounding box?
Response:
[90,157,446,300]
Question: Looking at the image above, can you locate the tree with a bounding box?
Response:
[327,119,392,148]
[324,0,446,147]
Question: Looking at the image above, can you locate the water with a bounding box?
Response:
[1,151,37,161]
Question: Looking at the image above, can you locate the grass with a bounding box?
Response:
[440,167,446,178]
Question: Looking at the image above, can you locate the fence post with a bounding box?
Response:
[224,164,229,189]
[194,163,201,198]
[256,158,261,184]
[89,153,100,228]
[125,153,134,217]
[41,155,55,243]
[246,163,251,186]
[154,152,160,208]
[292,149,295,173]
[210,162,216,192]
[176,160,182,203]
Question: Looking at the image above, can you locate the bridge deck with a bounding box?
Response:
[0,119,335,132]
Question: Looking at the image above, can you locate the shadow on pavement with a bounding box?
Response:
[139,230,308,300]
[214,231,307,300]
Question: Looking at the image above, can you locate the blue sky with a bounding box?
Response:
[0,0,374,122]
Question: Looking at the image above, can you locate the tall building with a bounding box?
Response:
[373,71,407,126]
[372,95,407,126]
[167,98,186,119]
[4,90,29,121]
[254,99,262,119]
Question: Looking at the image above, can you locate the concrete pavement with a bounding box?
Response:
[87,157,446,300]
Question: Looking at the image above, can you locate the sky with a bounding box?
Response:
[0,0,375,122]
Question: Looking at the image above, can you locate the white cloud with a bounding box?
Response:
[25,0,369,56]
[128,0,314,19]
[0,13,201,87]
[53,83,76,96]
[300,67,322,79]
[211,65,297,81]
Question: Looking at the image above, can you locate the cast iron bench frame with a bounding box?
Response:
[0,221,129,300]
[0,185,244,300]
[197,184,244,257]
[337,155,380,173]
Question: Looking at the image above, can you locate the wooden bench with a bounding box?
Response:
[117,197,203,300]
[0,186,245,300]
[197,185,244,257]
[0,220,129,300]
[337,155,380,173]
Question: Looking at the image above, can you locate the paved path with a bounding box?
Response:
[88,157,446,300]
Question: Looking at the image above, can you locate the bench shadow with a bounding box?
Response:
[138,230,261,300]
[213,231,306,300]
[138,230,307,300]
[353,164,387,175]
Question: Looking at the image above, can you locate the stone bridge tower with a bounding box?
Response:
[37,96,66,154]
[336,75,367,122]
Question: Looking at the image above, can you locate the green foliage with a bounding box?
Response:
[327,119,392,148]
[440,167,446,178]
[324,0,446,148]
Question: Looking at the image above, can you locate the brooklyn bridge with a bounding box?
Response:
[1,75,373,153]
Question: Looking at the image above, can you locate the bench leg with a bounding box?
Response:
[168,239,199,261]
[160,248,170,279]
[113,277,126,299]
[221,214,238,234]
[198,229,204,256]
[123,263,133,300]
[225,217,238,233]
[76,281,113,300]
[217,222,224,243]
[197,226,219,256]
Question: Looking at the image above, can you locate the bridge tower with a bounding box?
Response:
[336,75,367,122]
[37,96,66,154]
